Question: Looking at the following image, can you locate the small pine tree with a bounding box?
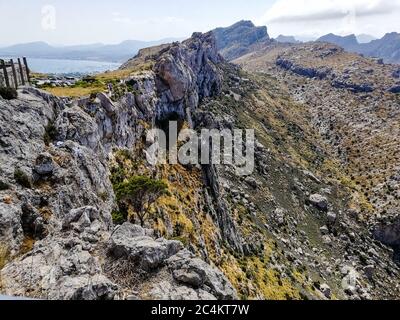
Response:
[114,176,169,226]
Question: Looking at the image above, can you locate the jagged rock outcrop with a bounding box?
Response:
[108,223,183,271]
[106,223,237,300]
[331,78,374,93]
[388,85,400,94]
[120,32,222,122]
[276,58,331,79]
[374,216,400,263]
[154,32,222,120]
[167,249,237,299]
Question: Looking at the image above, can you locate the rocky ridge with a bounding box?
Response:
[1,28,400,301]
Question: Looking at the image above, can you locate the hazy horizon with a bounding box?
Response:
[1,0,400,46]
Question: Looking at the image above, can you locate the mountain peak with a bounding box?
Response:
[230,20,256,28]
[212,20,270,61]
[318,33,359,48]
[382,32,400,40]
[276,35,300,44]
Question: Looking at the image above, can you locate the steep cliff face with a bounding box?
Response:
[0,33,237,300]
[119,32,222,121]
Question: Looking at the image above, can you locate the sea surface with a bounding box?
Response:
[0,57,121,75]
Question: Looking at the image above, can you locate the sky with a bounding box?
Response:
[0,0,400,46]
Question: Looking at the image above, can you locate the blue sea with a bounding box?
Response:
[1,57,121,75]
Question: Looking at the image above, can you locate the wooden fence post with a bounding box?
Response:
[0,59,10,88]
[17,58,25,85]
[0,59,3,87]
[10,59,18,89]
[23,57,30,84]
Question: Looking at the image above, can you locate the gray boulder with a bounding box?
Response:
[63,206,101,231]
[33,153,55,176]
[108,223,183,270]
[0,239,118,300]
[0,202,24,254]
[148,281,216,300]
[167,250,237,300]
[309,194,329,211]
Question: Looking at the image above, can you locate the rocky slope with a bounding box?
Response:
[1,29,400,301]
[235,37,400,268]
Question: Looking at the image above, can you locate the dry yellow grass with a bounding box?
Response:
[43,86,106,98]
[95,68,139,81]
[0,244,9,270]
[41,65,154,98]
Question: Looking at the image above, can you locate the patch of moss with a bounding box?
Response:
[98,191,109,202]
[170,236,188,247]
[0,86,17,100]
[0,181,10,191]
[14,168,32,188]
[112,210,128,225]
[43,122,58,146]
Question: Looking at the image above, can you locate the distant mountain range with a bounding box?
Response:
[317,32,400,64]
[357,34,377,44]
[276,34,377,45]
[212,20,400,65]
[0,38,183,63]
[275,35,301,44]
[2,25,399,65]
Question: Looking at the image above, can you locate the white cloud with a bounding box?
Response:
[257,0,400,38]
[259,0,400,23]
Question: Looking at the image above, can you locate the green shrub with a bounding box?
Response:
[0,86,18,100]
[114,176,169,226]
[170,236,188,247]
[110,167,125,185]
[14,168,32,188]
[0,181,10,191]
[173,222,185,237]
[112,211,128,225]
[43,122,58,146]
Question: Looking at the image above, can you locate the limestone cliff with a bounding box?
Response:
[1,30,400,301]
